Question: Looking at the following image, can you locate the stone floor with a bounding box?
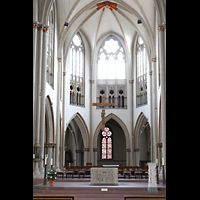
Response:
[33,178,166,200]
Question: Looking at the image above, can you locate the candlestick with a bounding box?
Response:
[162,157,164,165]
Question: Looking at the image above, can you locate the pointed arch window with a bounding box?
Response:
[70,33,85,107]
[46,4,55,88]
[136,36,148,107]
[98,37,125,79]
[102,127,112,159]
[96,36,127,109]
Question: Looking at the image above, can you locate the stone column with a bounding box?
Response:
[83,148,90,166]
[129,80,134,166]
[158,24,166,169]
[149,67,154,163]
[90,79,95,165]
[33,22,38,148]
[76,150,82,166]
[55,57,62,171]
[39,26,48,174]
[93,148,98,166]
[151,57,158,163]
[126,149,131,166]
[60,71,67,170]
[134,148,140,166]
[36,24,43,174]
[33,22,40,175]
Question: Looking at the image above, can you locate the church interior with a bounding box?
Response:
[33,0,166,199]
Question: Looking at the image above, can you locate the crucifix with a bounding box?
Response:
[92,95,115,131]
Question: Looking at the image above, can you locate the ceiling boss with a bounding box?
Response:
[97,1,118,12]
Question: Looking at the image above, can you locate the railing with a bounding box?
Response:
[96,96,127,108]
[136,92,147,107]
[70,92,85,107]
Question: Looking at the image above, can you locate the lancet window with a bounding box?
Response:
[102,127,112,160]
[136,36,147,107]
[96,36,127,109]
[46,4,55,88]
[70,33,85,107]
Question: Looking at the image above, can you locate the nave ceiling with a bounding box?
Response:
[50,0,166,60]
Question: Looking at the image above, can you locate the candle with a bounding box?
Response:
[33,154,35,159]
[51,158,53,165]
[45,155,48,165]
[41,154,43,159]
[162,158,164,165]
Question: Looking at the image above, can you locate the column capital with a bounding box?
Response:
[83,148,90,152]
[157,143,163,148]
[43,26,49,32]
[33,22,39,29]
[134,148,140,152]
[37,24,43,31]
[129,80,134,84]
[63,72,66,76]
[126,148,131,152]
[93,148,98,152]
[89,79,95,84]
[58,57,62,63]
[157,25,164,31]
[152,57,156,62]
[149,71,153,76]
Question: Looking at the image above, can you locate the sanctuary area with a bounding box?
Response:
[33,0,166,199]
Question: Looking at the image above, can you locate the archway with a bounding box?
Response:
[93,113,130,166]
[134,112,151,166]
[44,95,55,169]
[64,113,89,166]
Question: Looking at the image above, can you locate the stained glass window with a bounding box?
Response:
[101,127,112,159]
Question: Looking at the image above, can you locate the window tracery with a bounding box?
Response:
[96,36,127,109]
[102,127,112,160]
[46,4,55,88]
[70,33,85,107]
[136,36,148,107]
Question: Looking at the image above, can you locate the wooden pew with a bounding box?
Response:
[33,195,75,200]
[124,196,166,200]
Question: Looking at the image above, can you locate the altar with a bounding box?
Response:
[90,165,119,185]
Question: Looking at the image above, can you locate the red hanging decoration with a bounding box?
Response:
[97,1,118,12]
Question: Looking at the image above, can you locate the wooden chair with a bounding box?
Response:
[124,170,131,179]
[78,169,86,178]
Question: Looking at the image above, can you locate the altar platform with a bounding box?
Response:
[33,178,166,200]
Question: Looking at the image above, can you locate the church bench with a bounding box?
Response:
[78,170,85,178]
[57,171,64,179]
[124,196,166,200]
[124,171,131,179]
[65,171,74,179]
[33,195,75,200]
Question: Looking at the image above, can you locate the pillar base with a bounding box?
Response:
[148,187,159,194]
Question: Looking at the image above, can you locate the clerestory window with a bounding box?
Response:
[70,33,85,107]
[96,36,127,109]
[136,36,147,107]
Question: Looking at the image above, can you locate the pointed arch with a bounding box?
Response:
[45,95,54,143]
[93,113,130,149]
[66,112,90,148]
[133,112,150,149]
